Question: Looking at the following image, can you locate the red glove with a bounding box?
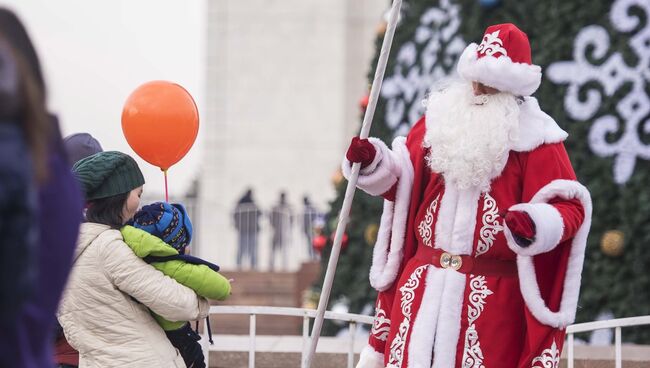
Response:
[504,210,536,247]
[346,137,376,169]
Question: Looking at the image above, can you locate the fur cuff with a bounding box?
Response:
[356,345,384,368]
[515,179,592,328]
[341,138,400,196]
[457,43,542,96]
[504,203,564,256]
[369,137,413,292]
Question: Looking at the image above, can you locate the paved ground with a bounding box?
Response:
[565,344,650,367]
[204,335,650,367]
[208,334,365,353]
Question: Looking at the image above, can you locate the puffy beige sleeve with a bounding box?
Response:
[100,236,210,322]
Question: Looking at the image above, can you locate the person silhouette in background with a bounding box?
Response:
[302,195,319,261]
[233,188,261,270]
[268,191,292,271]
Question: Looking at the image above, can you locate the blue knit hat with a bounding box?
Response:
[132,202,193,254]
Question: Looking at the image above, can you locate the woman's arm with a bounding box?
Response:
[101,238,209,322]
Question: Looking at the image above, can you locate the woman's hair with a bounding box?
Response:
[85,193,129,229]
[0,8,50,182]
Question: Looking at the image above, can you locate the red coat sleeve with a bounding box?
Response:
[519,142,584,246]
[507,143,591,367]
[505,143,586,258]
[358,119,428,367]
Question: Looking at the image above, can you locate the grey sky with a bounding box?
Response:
[2,0,206,198]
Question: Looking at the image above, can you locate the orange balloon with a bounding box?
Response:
[121,81,199,170]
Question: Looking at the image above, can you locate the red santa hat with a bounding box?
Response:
[457,23,541,96]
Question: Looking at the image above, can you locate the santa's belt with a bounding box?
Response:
[415,249,517,278]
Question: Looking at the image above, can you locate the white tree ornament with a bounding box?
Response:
[381,0,466,137]
[547,0,650,184]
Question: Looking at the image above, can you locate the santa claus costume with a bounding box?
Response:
[344,23,591,368]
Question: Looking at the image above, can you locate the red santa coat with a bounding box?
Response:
[343,97,592,368]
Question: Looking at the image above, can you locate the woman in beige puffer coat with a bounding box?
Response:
[57,152,209,368]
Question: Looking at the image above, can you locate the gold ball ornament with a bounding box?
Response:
[376,21,388,36]
[301,289,320,310]
[331,168,344,187]
[365,223,379,246]
[600,230,625,257]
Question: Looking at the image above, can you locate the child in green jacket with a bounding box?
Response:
[121,202,231,368]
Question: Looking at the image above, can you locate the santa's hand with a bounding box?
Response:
[346,137,376,169]
[504,210,536,247]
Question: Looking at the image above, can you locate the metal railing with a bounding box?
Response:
[566,315,650,368]
[202,305,374,368]
[231,206,322,271]
[202,307,649,368]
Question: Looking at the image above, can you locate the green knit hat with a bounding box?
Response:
[72,151,145,201]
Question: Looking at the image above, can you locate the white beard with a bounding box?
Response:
[424,81,520,193]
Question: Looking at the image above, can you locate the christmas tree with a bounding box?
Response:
[315,0,650,342]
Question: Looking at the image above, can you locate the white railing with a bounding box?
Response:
[566,315,650,368]
[231,206,322,271]
[203,308,650,368]
[202,305,374,368]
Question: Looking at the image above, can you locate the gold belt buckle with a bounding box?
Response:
[440,252,462,271]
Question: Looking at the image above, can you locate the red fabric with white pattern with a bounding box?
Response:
[476,23,533,64]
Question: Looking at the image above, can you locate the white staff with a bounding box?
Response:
[305,0,403,366]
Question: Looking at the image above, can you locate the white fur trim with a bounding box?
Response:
[457,43,542,96]
[407,266,444,368]
[504,203,564,256]
[433,184,457,249]
[406,267,467,368]
[356,345,384,368]
[369,137,414,291]
[370,168,481,366]
[515,179,592,328]
[451,188,482,254]
[404,184,480,367]
[359,139,385,175]
[369,199,396,292]
[342,138,401,197]
[432,270,466,368]
[434,185,482,255]
[513,97,568,152]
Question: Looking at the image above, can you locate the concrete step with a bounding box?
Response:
[219,271,297,301]
[209,314,302,335]
[209,268,314,335]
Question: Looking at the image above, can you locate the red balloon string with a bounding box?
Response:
[163,169,169,203]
